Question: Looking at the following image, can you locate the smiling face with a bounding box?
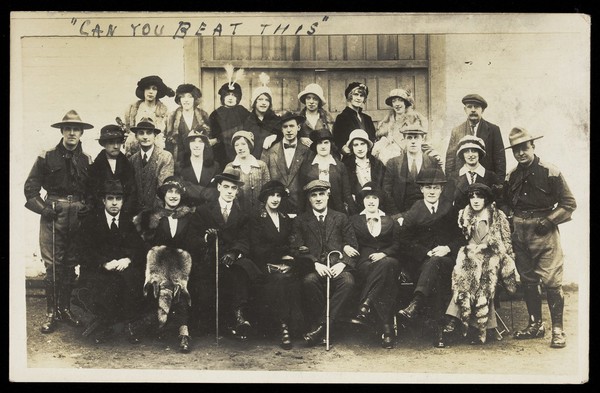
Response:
[462,148,481,166]
[391,97,407,115]
[179,92,195,111]
[189,137,205,158]
[61,126,83,149]
[351,139,369,159]
[304,93,321,112]
[217,180,239,203]
[234,137,251,158]
[164,188,182,210]
[103,194,123,216]
[420,184,443,204]
[254,94,271,114]
[363,194,380,214]
[316,139,332,157]
[349,90,366,109]
[309,189,329,212]
[223,92,238,108]
[464,103,484,124]
[511,141,535,167]
[266,192,282,210]
[144,85,158,103]
[136,129,156,149]
[282,119,299,142]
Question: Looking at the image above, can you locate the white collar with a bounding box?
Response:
[219,198,233,210]
[231,154,260,168]
[311,154,337,166]
[104,210,120,225]
[141,145,154,159]
[355,156,370,167]
[406,151,423,161]
[360,209,386,219]
[313,208,328,220]
[459,164,486,177]
[424,200,440,212]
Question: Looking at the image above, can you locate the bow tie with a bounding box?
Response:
[284,143,296,149]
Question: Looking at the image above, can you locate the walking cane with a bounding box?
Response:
[215,232,219,346]
[51,201,58,320]
[326,250,343,351]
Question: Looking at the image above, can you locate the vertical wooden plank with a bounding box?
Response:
[282,73,302,113]
[346,35,364,60]
[365,75,377,113]
[213,36,232,61]
[263,36,284,61]
[201,36,214,62]
[428,34,446,152]
[415,34,428,60]
[414,72,429,120]
[365,35,377,60]
[232,36,251,60]
[329,36,345,61]
[398,73,415,94]
[201,69,217,114]
[284,36,299,61]
[299,36,314,60]
[397,34,415,60]
[329,77,347,115]
[377,76,397,111]
[183,37,201,88]
[377,35,398,60]
[250,36,263,60]
[315,36,329,61]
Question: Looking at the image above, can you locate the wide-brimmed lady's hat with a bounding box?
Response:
[51,110,94,130]
[212,167,245,186]
[358,181,384,200]
[97,124,125,145]
[157,176,186,200]
[456,135,486,158]
[345,129,373,151]
[416,167,447,185]
[231,130,255,152]
[279,111,305,127]
[258,180,289,203]
[298,83,327,105]
[135,75,175,100]
[345,82,368,99]
[130,118,161,135]
[467,182,494,202]
[175,84,202,105]
[385,88,414,107]
[505,126,543,149]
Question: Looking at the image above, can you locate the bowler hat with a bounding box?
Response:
[279,111,306,127]
[303,179,331,193]
[416,167,447,185]
[467,182,494,202]
[130,118,161,135]
[51,110,94,130]
[385,88,413,107]
[185,129,210,144]
[358,181,384,200]
[462,94,488,110]
[505,127,543,149]
[157,176,186,200]
[258,180,289,203]
[98,124,125,145]
[309,129,334,145]
[231,130,255,152]
[174,84,202,105]
[99,180,124,196]
[298,83,327,105]
[456,135,486,158]
[345,82,368,99]
[212,167,245,186]
[345,129,373,151]
[135,75,175,100]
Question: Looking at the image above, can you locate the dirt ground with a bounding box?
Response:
[13,287,587,384]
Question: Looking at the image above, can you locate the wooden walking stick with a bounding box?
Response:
[326,250,343,351]
[215,232,219,346]
[51,201,58,319]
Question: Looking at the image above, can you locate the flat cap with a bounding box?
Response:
[462,94,488,109]
[303,179,331,193]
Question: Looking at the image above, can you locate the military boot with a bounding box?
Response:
[41,283,57,334]
[514,284,545,340]
[547,286,566,348]
[57,283,81,327]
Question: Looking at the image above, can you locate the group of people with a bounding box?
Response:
[24,70,577,355]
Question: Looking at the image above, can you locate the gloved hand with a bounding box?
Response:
[77,204,91,219]
[41,206,59,220]
[220,252,236,267]
[534,218,554,236]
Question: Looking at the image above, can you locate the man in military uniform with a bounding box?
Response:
[504,127,577,348]
[24,110,94,333]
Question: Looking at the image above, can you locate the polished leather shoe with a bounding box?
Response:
[381,324,394,349]
[233,308,252,340]
[303,324,326,347]
[126,323,141,344]
[514,320,545,340]
[550,327,566,348]
[433,327,446,348]
[442,317,460,335]
[397,298,421,325]
[40,313,57,334]
[280,323,292,350]
[179,335,191,353]
[57,308,82,327]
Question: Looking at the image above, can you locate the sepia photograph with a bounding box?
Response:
[9,11,589,383]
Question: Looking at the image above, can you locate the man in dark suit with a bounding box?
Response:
[195,167,262,340]
[291,180,359,346]
[76,180,147,344]
[383,122,444,221]
[261,111,311,216]
[444,94,506,180]
[396,168,463,347]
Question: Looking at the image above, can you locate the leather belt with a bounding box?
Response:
[513,209,552,219]
[46,194,82,203]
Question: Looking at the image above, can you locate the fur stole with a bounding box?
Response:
[133,205,194,242]
[452,203,518,335]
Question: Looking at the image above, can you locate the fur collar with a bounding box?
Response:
[133,205,194,239]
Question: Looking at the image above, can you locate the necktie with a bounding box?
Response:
[318,214,326,240]
[284,143,296,149]
[222,207,229,223]
[469,171,476,184]
[142,153,148,167]
[367,217,378,236]
[431,206,436,215]
[110,217,118,231]
[470,125,476,136]
[409,159,417,181]
[474,220,488,243]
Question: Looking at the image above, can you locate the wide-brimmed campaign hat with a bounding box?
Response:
[97,124,125,145]
[345,129,373,151]
[157,176,186,200]
[279,111,305,127]
[385,88,414,107]
[358,181,384,200]
[212,167,245,186]
[303,179,331,193]
[258,180,289,203]
[456,135,486,158]
[135,75,175,100]
[416,167,447,185]
[505,126,544,149]
[175,84,202,105]
[462,93,488,110]
[98,179,124,196]
[130,117,161,134]
[298,83,327,105]
[51,110,94,130]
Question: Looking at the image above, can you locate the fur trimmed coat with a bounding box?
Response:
[451,203,518,337]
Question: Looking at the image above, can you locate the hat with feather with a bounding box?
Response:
[251,72,273,107]
[218,64,245,105]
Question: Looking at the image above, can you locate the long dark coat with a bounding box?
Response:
[89,150,138,215]
[332,106,377,152]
